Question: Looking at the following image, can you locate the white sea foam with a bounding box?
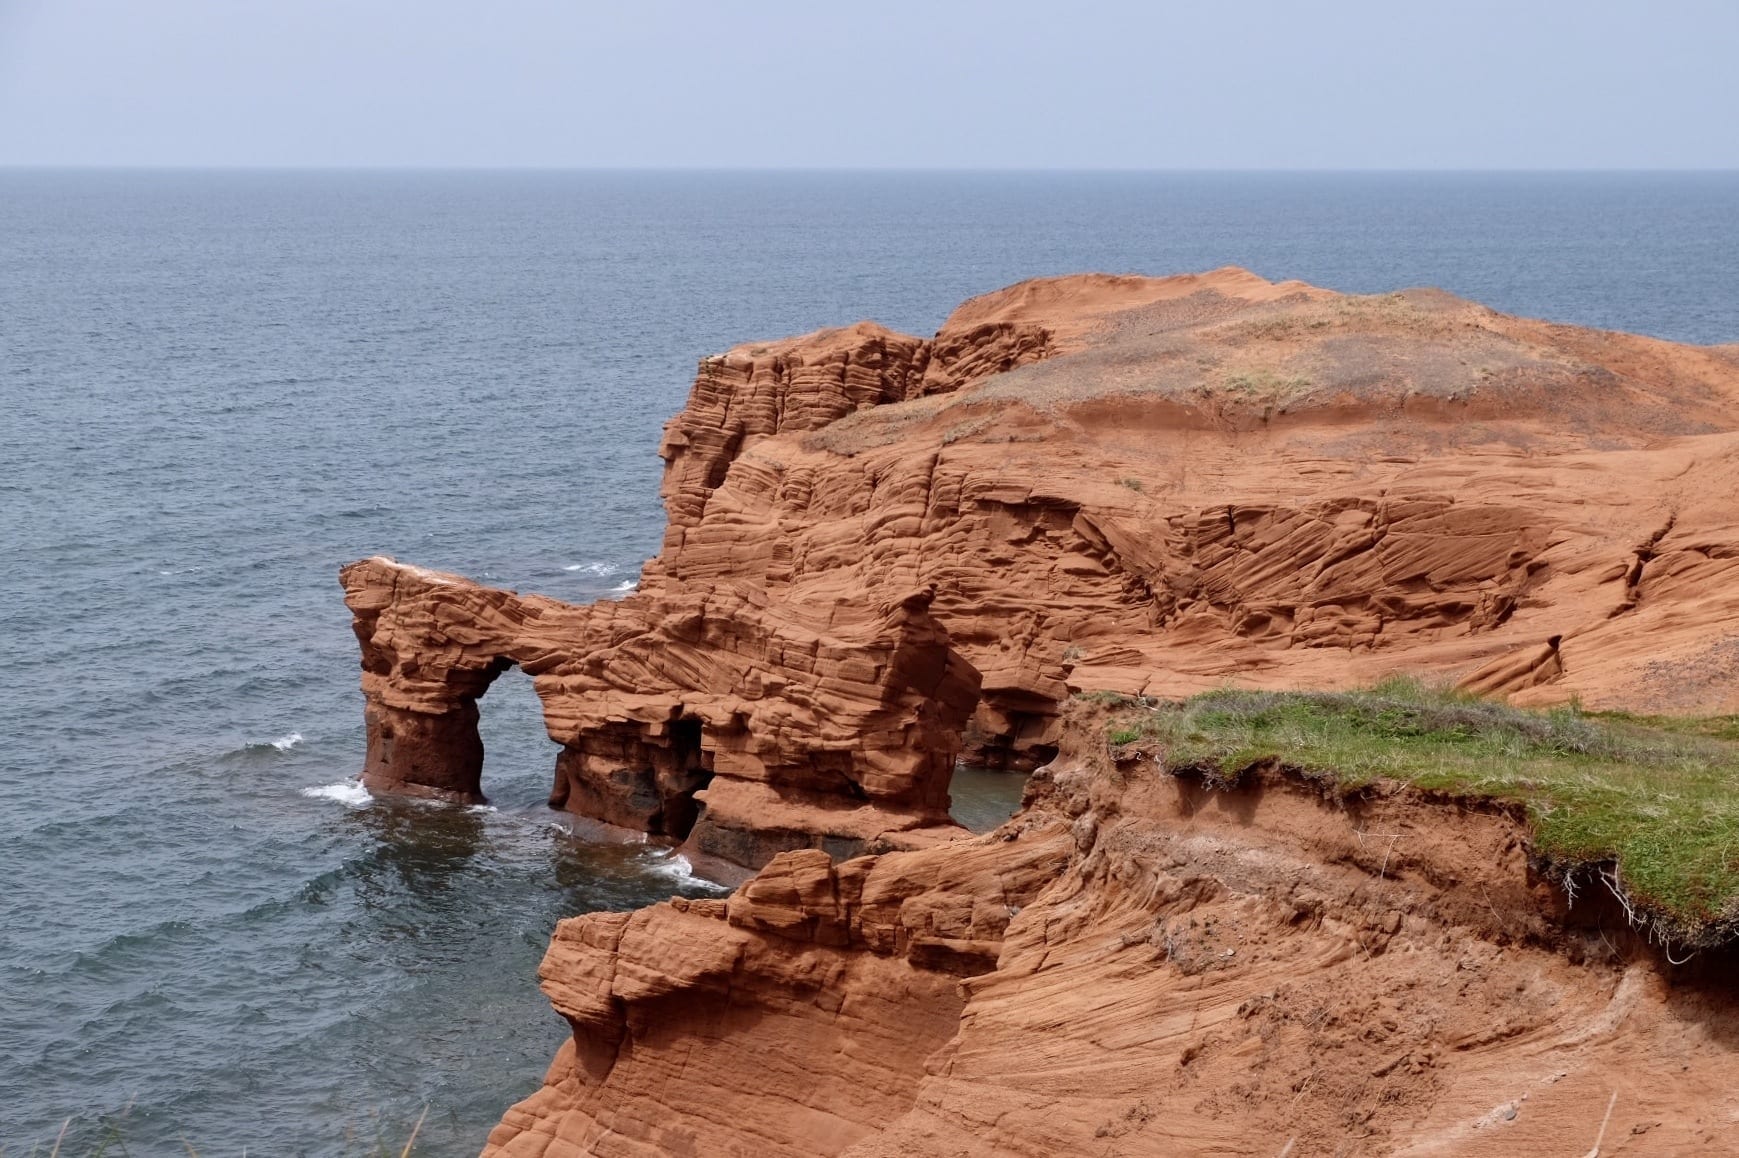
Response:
[270,732,304,751]
[300,780,372,807]
[642,851,728,892]
[563,562,618,575]
[611,579,638,593]
[467,804,498,814]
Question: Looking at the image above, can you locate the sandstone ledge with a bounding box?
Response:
[484,702,1739,1156]
[341,557,980,873]
[344,268,1739,864]
[334,269,1739,1152]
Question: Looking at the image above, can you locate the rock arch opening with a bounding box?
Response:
[474,662,559,808]
[343,557,983,872]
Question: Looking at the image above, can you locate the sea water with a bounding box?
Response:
[3,170,1736,1155]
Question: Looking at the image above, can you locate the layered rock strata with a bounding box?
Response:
[345,267,1739,868]
[488,826,1074,1157]
[341,559,980,872]
[644,271,1739,769]
[342,267,1739,865]
[485,702,1739,1156]
[336,268,1739,1153]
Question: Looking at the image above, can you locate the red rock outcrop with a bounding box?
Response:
[341,558,980,873]
[347,268,1739,816]
[485,701,1739,1156]
[643,269,1739,767]
[339,269,1739,1153]
[486,827,1073,1157]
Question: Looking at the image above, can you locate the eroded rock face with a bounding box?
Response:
[340,558,981,870]
[484,825,1075,1158]
[337,269,1739,1154]
[486,704,1739,1157]
[644,268,1739,768]
[344,266,1739,844]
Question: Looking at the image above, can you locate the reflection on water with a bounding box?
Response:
[345,798,488,894]
[949,764,1030,833]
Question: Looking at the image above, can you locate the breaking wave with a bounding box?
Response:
[299,780,372,807]
[640,851,729,893]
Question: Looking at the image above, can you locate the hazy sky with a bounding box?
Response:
[2,0,1735,168]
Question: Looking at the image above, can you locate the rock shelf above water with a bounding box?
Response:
[344,267,1739,873]
[341,269,1739,1155]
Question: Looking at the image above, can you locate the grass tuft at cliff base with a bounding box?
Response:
[1093,678,1739,947]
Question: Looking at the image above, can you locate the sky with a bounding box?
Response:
[1,0,1735,169]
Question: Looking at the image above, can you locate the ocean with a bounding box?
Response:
[3,170,1736,1155]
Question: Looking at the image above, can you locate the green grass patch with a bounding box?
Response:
[1097,677,1739,945]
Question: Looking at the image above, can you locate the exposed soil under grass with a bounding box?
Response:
[1094,679,1739,949]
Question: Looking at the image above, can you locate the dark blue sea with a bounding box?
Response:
[3,171,1737,1155]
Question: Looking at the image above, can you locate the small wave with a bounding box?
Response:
[611,579,638,593]
[641,850,728,892]
[221,732,310,763]
[563,562,618,575]
[300,780,371,807]
[69,918,200,973]
[467,803,498,814]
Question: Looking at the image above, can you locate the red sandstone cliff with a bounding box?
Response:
[485,702,1739,1157]
[641,270,1739,762]
[341,561,979,874]
[339,269,1739,1154]
[345,267,1739,862]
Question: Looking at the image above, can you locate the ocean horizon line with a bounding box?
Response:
[5,163,1739,176]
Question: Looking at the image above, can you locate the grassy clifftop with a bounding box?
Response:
[1094,680,1739,949]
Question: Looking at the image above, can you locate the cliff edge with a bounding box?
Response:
[344,268,1739,866]
[484,699,1739,1156]
[338,269,1739,1154]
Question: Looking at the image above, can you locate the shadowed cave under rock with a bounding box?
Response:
[386,649,1026,848]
